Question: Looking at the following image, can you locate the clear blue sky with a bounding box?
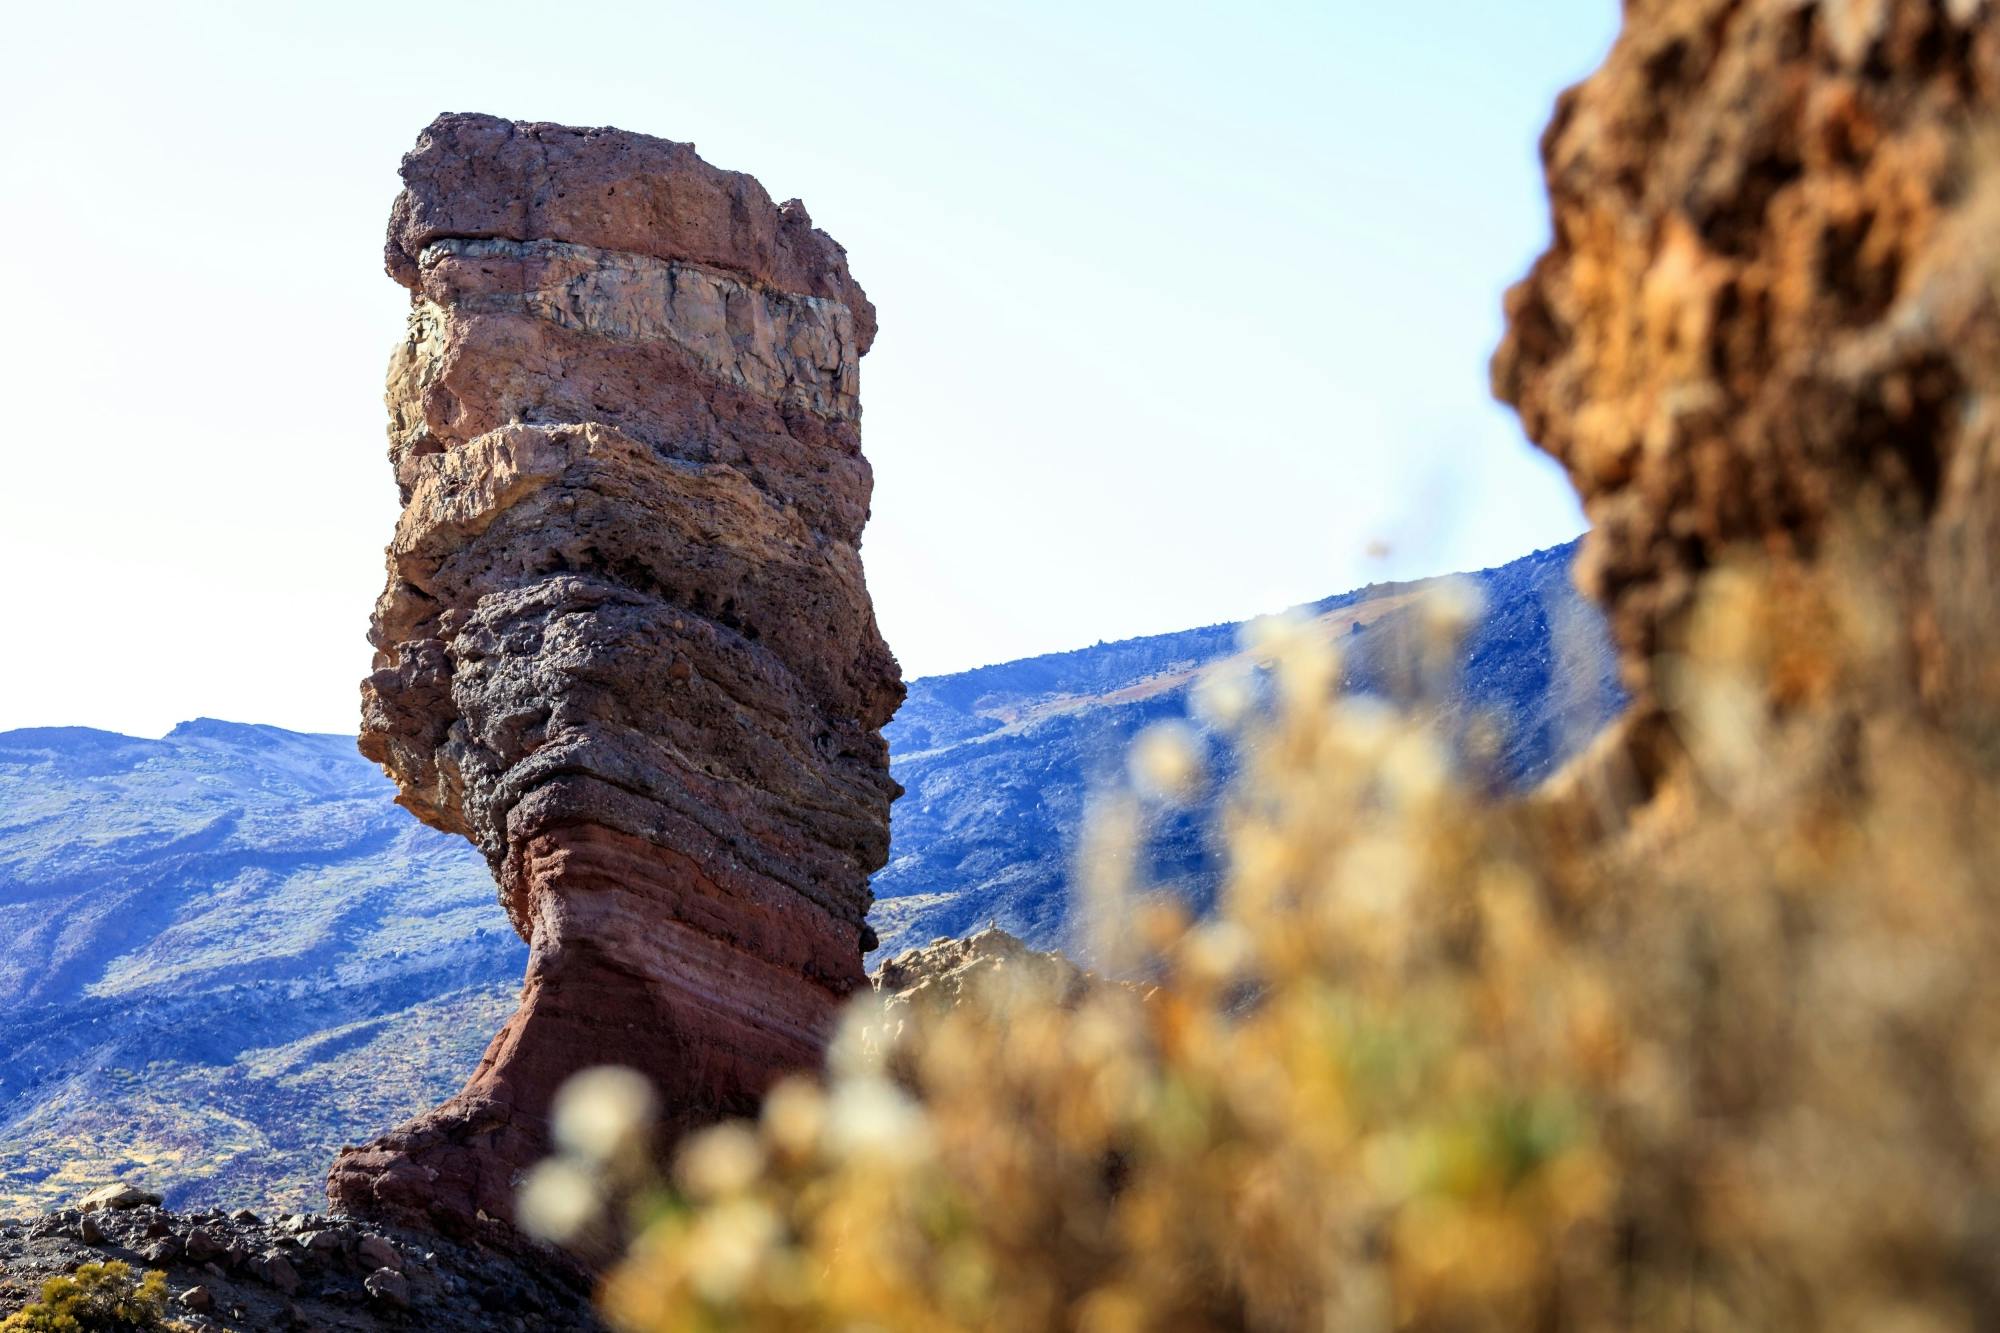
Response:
[0,0,1620,737]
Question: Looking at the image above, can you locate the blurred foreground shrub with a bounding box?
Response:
[539,541,2000,1332]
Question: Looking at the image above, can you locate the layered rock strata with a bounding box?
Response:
[1492,0,2000,784]
[327,113,902,1231]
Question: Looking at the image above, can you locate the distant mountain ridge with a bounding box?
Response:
[0,541,1620,1214]
[0,722,517,1215]
[873,539,1621,956]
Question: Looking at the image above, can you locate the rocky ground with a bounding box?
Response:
[0,1186,600,1330]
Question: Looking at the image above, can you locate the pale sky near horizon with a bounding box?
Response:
[1,0,1621,739]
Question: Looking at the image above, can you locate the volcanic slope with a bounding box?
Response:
[0,721,517,1214]
[873,539,1620,957]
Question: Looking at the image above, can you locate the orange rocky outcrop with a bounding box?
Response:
[327,113,902,1232]
[1492,0,2000,785]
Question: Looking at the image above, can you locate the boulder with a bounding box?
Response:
[77,1183,159,1213]
[874,926,1093,1015]
[357,1234,401,1271]
[365,1267,413,1310]
[258,1252,301,1295]
[302,1229,345,1254]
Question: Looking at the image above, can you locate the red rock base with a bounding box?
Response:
[325,823,863,1232]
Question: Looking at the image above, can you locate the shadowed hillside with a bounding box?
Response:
[0,721,520,1214]
[874,539,1621,957]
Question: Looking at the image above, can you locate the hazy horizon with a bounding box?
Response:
[2,0,1619,736]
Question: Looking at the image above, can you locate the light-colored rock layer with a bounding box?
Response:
[419,238,859,421]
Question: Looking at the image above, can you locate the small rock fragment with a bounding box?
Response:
[364,1266,412,1309]
[185,1225,224,1260]
[76,1214,104,1246]
[180,1284,213,1312]
[356,1233,400,1271]
[258,1252,301,1294]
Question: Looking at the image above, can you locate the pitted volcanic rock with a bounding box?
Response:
[327,113,902,1233]
[1492,0,2000,778]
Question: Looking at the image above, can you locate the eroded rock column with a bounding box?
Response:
[327,114,902,1231]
